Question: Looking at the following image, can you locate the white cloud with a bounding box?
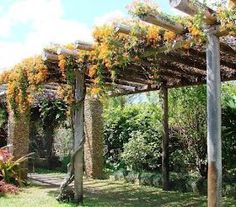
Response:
[0,0,92,71]
[94,10,125,26]
[0,0,125,71]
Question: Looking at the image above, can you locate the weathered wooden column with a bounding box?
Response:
[160,85,169,190]
[84,96,104,179]
[8,110,30,177]
[206,26,222,207]
[73,68,85,203]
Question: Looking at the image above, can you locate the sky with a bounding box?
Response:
[0,0,177,71]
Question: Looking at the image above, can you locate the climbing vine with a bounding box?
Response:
[0,57,48,117]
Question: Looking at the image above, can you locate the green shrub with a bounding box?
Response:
[122,130,161,172]
[125,171,139,184]
[103,104,162,168]
[113,170,125,181]
[223,184,236,198]
[169,173,194,193]
[152,173,162,188]
[139,172,154,186]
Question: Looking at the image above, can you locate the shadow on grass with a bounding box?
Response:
[31,177,236,207]
[45,180,207,207]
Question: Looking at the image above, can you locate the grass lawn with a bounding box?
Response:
[0,176,235,207]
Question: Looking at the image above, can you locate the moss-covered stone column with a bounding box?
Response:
[7,110,30,177]
[84,96,104,179]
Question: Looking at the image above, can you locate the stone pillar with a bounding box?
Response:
[8,111,30,177]
[84,96,104,179]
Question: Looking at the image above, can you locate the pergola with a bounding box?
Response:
[0,0,235,206]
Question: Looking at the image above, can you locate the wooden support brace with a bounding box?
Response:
[170,0,217,25]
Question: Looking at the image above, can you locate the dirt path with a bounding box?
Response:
[28,173,66,187]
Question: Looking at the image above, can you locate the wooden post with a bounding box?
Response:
[160,85,169,190]
[206,26,222,207]
[73,68,85,203]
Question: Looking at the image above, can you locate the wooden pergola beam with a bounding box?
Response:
[114,23,132,35]
[57,48,79,57]
[75,40,94,51]
[169,0,217,25]
[140,14,185,34]
[42,50,58,61]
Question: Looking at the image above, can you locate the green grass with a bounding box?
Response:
[0,177,235,207]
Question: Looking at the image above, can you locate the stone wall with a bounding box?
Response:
[84,96,104,179]
[8,111,30,177]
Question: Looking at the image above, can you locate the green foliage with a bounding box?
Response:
[169,85,207,176]
[38,99,67,127]
[103,103,162,167]
[122,131,161,172]
[222,96,236,169]
[0,103,7,128]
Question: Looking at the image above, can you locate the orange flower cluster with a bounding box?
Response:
[0,56,48,116]
[57,85,74,106]
[146,26,161,43]
[58,55,66,78]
